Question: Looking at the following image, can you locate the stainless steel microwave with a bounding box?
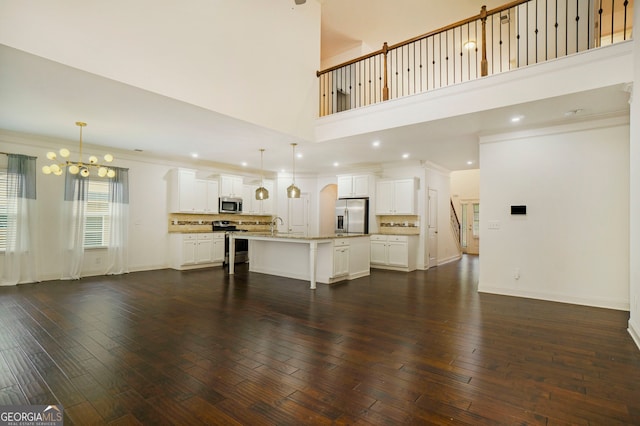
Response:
[219,197,243,214]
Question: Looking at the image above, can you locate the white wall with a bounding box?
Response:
[628,2,640,348]
[479,117,630,310]
[0,0,320,141]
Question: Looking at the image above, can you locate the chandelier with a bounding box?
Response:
[286,143,301,198]
[255,148,269,200]
[42,122,115,178]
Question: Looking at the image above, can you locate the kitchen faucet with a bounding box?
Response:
[270,216,284,235]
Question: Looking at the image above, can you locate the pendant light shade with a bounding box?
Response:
[255,148,269,200]
[287,143,301,198]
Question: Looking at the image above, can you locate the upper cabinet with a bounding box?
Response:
[242,180,274,215]
[168,168,218,213]
[337,174,373,198]
[375,178,417,215]
[219,174,243,198]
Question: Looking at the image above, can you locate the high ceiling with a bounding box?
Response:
[0,1,632,175]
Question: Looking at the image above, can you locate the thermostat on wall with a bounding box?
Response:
[511,205,526,215]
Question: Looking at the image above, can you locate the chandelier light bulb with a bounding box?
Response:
[42,121,118,178]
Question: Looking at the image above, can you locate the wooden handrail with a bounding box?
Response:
[317,1,530,76]
[317,0,630,117]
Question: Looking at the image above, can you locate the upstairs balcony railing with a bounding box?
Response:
[317,0,633,117]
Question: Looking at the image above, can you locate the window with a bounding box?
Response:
[0,170,7,250]
[84,179,110,248]
[472,203,480,238]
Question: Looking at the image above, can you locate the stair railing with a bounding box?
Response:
[317,0,633,117]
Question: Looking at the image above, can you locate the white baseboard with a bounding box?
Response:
[629,321,640,351]
[479,285,629,311]
[437,254,462,266]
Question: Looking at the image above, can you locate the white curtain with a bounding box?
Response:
[1,154,39,286]
[105,168,129,275]
[62,172,88,280]
[62,167,129,279]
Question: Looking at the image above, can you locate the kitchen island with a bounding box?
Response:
[229,233,370,289]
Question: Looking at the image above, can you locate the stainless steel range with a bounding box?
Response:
[212,220,248,264]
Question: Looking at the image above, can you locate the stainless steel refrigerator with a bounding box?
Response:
[335,198,369,234]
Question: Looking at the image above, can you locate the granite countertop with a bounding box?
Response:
[233,232,370,241]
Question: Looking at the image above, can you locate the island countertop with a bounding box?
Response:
[235,232,368,241]
[228,233,370,288]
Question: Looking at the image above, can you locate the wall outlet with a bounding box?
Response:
[95,257,102,265]
[488,221,500,230]
[514,268,520,280]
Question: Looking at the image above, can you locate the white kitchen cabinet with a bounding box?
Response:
[167,169,218,213]
[333,238,350,277]
[375,178,416,214]
[212,233,225,262]
[242,180,274,214]
[168,168,197,213]
[369,234,418,271]
[337,174,372,198]
[195,233,214,264]
[181,234,197,265]
[220,175,244,198]
[370,236,388,264]
[195,179,219,213]
[170,233,224,270]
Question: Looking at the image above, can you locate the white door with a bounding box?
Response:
[288,193,309,235]
[464,201,480,255]
[428,188,438,267]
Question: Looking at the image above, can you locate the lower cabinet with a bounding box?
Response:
[212,233,225,263]
[370,234,418,272]
[333,240,350,278]
[170,233,225,270]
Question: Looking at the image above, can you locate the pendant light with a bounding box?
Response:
[255,148,269,200]
[286,143,301,198]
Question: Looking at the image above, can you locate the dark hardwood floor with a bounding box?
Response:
[1,255,639,425]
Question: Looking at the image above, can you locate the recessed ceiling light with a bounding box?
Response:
[511,115,523,123]
[241,161,248,167]
[296,153,303,159]
[372,141,380,148]
[191,153,198,158]
[464,41,476,50]
[402,153,410,159]
[467,160,473,165]
[333,162,339,167]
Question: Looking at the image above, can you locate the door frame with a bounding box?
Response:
[460,199,479,255]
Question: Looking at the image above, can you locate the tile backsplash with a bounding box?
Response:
[168,213,272,233]
[376,214,420,235]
